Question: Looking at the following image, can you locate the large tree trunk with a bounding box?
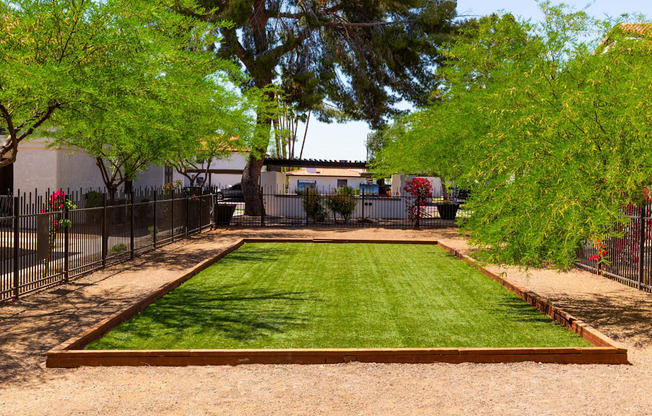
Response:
[242,149,266,216]
[241,81,274,216]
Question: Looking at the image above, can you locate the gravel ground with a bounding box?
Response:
[1,227,652,415]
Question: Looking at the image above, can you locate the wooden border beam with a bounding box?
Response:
[46,238,628,367]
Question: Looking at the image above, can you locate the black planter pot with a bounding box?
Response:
[214,203,236,226]
[435,203,459,221]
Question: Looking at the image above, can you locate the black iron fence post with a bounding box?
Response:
[197,192,202,233]
[64,198,69,282]
[416,194,422,229]
[638,204,646,289]
[130,191,135,259]
[13,196,19,300]
[260,188,265,227]
[185,195,190,237]
[171,191,175,241]
[361,189,365,225]
[101,194,107,267]
[153,192,158,248]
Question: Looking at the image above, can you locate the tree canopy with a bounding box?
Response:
[0,0,254,193]
[374,3,652,268]
[184,0,461,214]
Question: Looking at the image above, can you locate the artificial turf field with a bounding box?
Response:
[86,243,590,350]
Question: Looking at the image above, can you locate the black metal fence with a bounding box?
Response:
[216,188,468,229]
[0,187,215,302]
[1,184,469,303]
[576,203,652,292]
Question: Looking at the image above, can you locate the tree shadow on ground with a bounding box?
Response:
[94,284,317,349]
[547,293,652,348]
[0,287,142,387]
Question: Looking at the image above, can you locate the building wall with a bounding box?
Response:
[287,175,370,194]
[14,139,107,193]
[133,165,164,189]
[56,148,106,191]
[13,140,249,193]
[264,195,408,219]
[204,153,249,188]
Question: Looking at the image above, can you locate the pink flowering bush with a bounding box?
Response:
[162,180,184,194]
[41,190,76,275]
[403,177,433,224]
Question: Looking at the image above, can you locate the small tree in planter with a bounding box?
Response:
[326,186,357,223]
[302,189,328,223]
[404,178,433,226]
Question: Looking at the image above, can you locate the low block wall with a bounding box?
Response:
[264,195,409,219]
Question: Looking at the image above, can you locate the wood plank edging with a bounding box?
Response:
[46,238,627,367]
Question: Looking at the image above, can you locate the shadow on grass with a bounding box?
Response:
[218,246,290,264]
[91,284,318,348]
[489,297,557,325]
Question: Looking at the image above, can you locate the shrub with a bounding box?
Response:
[110,243,128,254]
[147,225,160,242]
[301,189,328,223]
[403,177,433,224]
[326,186,357,223]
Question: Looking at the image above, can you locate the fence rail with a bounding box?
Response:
[0,187,215,302]
[575,203,652,292]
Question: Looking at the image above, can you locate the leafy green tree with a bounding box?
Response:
[166,88,257,188]
[184,0,461,214]
[375,3,652,268]
[0,0,192,168]
[43,1,245,199]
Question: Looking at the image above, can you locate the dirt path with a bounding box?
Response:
[1,227,652,415]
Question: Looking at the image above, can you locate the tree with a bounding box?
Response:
[0,0,173,168]
[45,1,245,199]
[184,0,461,215]
[325,186,357,223]
[375,3,652,268]
[166,87,258,188]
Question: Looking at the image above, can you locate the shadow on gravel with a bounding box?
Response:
[543,293,652,348]
[0,288,140,387]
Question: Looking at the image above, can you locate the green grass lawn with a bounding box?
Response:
[86,243,591,350]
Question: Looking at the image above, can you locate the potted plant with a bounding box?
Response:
[434,177,459,220]
[214,202,236,226]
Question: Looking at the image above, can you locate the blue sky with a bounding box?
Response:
[299,0,652,161]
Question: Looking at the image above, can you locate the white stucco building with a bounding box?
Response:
[0,138,249,195]
[284,167,373,194]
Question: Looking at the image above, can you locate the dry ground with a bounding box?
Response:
[1,227,652,416]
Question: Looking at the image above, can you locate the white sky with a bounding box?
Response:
[298,0,652,161]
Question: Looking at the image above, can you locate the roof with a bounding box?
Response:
[618,23,652,38]
[264,158,367,169]
[286,168,371,178]
[596,23,652,54]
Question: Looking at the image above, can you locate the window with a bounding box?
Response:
[337,179,347,188]
[297,180,317,193]
[164,166,173,184]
